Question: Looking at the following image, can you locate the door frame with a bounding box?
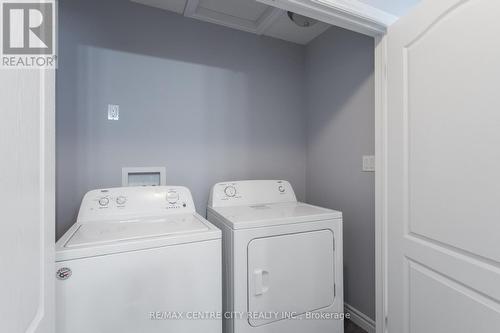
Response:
[374,34,388,333]
[1,68,56,331]
[256,1,391,333]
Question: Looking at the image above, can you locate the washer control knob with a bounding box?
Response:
[224,186,237,197]
[116,196,127,205]
[98,197,109,206]
[278,185,285,193]
[166,190,179,204]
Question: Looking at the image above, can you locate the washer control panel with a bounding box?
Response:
[208,180,297,208]
[77,186,195,223]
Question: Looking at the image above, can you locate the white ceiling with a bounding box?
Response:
[356,0,420,16]
[200,0,269,22]
[132,0,186,14]
[131,0,422,43]
[131,0,331,45]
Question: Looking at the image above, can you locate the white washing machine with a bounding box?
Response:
[207,180,344,333]
[56,186,222,333]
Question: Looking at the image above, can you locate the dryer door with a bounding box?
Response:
[247,229,335,326]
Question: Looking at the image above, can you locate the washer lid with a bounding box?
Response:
[56,213,221,261]
[66,214,209,247]
[209,202,342,230]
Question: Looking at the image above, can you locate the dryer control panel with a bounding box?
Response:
[77,186,196,223]
[208,180,297,208]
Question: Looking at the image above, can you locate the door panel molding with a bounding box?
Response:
[407,232,500,269]
[388,0,500,332]
[405,235,500,303]
[407,259,500,333]
[403,0,469,50]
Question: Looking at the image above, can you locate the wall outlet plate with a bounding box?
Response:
[362,155,375,172]
[108,104,119,120]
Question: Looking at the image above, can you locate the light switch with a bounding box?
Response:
[362,155,375,172]
[108,104,119,120]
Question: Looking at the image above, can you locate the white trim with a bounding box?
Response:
[269,2,390,333]
[311,0,397,25]
[184,0,283,35]
[345,303,376,333]
[2,69,56,331]
[374,35,388,333]
[256,0,394,36]
[32,66,56,333]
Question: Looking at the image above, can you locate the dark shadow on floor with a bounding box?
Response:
[345,319,367,333]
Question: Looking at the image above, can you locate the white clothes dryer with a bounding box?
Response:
[207,180,344,333]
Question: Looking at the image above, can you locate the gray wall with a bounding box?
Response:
[57,0,375,320]
[305,28,375,319]
[56,0,307,238]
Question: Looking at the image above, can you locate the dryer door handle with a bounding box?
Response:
[254,269,269,296]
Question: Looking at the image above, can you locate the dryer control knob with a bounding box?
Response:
[224,186,237,197]
[166,191,179,204]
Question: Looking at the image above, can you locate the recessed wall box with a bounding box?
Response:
[121,167,166,186]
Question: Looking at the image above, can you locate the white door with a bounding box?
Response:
[387,0,500,332]
[0,69,55,333]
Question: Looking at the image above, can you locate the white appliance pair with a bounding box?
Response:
[56,180,343,333]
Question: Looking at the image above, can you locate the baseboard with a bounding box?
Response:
[344,303,376,333]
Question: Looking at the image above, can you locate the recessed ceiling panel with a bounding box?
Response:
[131,0,187,14]
[199,0,269,22]
[131,0,332,45]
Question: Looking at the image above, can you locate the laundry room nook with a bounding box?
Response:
[56,0,377,332]
[6,1,500,333]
